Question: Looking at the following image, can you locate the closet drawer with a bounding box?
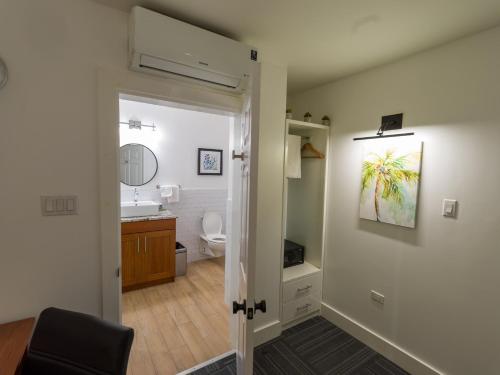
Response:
[283,295,320,323]
[283,272,321,303]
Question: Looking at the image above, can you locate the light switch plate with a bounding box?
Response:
[41,196,78,216]
[442,199,457,218]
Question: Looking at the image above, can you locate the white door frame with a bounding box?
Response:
[97,67,245,322]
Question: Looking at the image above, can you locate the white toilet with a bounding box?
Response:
[200,212,226,257]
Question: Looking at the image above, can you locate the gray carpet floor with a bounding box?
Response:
[189,316,410,375]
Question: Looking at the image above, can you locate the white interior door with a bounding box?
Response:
[227,116,241,338]
[233,65,261,374]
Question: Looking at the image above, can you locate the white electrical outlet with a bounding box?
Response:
[371,290,385,305]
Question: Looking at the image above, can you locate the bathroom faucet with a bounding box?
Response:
[134,188,139,203]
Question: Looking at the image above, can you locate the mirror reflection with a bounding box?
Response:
[120,143,158,186]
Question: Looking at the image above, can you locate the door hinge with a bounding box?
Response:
[116,267,120,278]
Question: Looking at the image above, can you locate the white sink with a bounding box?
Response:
[121,201,161,218]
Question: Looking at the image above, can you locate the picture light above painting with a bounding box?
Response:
[355,113,422,228]
[353,113,414,141]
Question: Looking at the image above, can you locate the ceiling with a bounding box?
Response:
[93,0,500,93]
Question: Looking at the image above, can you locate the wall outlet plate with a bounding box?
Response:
[0,57,7,89]
[371,290,385,305]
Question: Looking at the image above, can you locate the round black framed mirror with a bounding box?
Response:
[120,143,158,186]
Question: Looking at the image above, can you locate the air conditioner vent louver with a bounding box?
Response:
[139,54,240,89]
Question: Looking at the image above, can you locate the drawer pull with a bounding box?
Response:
[296,303,312,312]
[297,285,312,293]
[145,236,147,253]
[137,237,140,254]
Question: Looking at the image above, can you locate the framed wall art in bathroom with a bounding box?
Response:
[197,148,223,175]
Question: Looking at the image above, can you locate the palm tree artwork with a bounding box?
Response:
[360,141,422,228]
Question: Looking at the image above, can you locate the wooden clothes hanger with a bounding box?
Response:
[301,142,325,159]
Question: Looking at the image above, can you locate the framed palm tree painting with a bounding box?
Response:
[360,140,422,228]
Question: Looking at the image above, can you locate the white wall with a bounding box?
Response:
[0,0,289,329]
[119,99,231,192]
[288,26,500,375]
[0,0,127,323]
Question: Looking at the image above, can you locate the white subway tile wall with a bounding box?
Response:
[121,187,227,263]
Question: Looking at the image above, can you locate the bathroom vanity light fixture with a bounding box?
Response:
[119,120,156,131]
[353,113,414,141]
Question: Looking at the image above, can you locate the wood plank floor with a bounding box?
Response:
[122,257,231,375]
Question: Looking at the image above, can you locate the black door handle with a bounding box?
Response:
[254,300,266,314]
[232,299,246,315]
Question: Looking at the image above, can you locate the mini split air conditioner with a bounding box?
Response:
[129,7,257,92]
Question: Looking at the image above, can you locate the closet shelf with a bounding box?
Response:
[286,119,330,132]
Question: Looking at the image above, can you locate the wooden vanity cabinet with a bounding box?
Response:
[121,218,176,292]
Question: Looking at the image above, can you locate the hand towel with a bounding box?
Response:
[160,186,172,199]
[286,135,302,179]
[167,185,180,203]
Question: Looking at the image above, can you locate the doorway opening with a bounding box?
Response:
[118,94,239,374]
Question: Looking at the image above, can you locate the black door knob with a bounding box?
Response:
[254,300,266,314]
[232,299,246,314]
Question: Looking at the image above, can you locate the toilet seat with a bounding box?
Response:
[200,233,226,243]
[207,234,226,243]
[202,212,223,237]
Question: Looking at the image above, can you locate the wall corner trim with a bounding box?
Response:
[321,303,443,375]
[254,319,282,347]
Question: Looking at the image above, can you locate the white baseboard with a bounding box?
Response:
[176,350,235,375]
[321,302,442,375]
[254,319,282,346]
[282,310,320,331]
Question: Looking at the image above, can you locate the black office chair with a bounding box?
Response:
[22,307,134,375]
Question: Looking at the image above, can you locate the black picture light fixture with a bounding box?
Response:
[353,113,414,141]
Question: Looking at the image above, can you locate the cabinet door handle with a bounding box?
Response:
[296,303,312,312]
[137,237,140,254]
[297,285,312,292]
[144,236,147,253]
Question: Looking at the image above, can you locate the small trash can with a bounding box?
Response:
[175,242,187,277]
